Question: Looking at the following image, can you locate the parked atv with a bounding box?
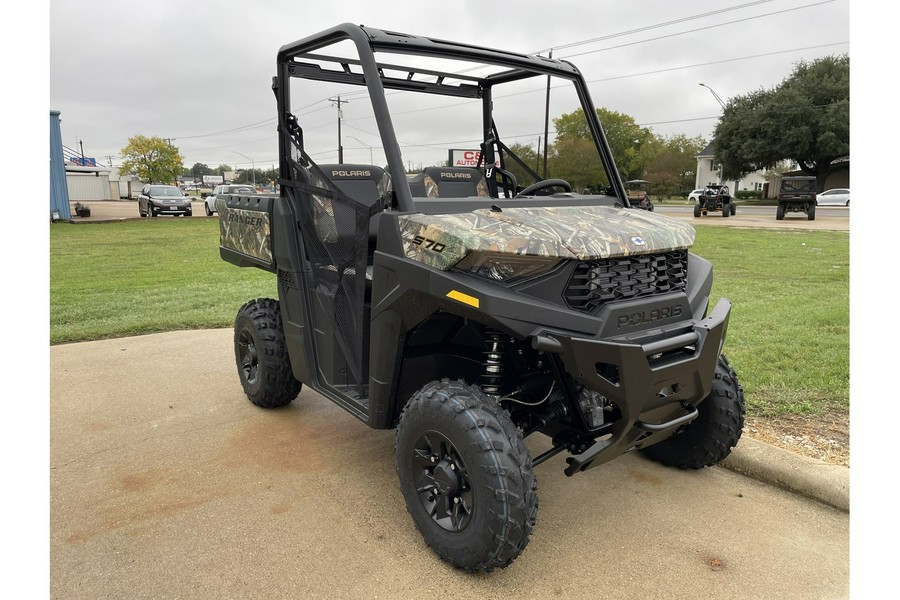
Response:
[777,176,817,220]
[694,184,735,217]
[217,23,744,572]
[626,179,654,211]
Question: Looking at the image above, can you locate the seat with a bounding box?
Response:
[318,164,392,267]
[318,164,392,211]
[417,167,489,198]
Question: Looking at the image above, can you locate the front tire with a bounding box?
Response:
[722,203,730,218]
[233,298,301,408]
[396,380,537,572]
[639,355,744,469]
[205,203,213,216]
[693,203,701,218]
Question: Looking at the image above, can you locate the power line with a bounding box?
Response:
[169,2,840,153]
[561,0,838,59]
[171,117,277,140]
[531,0,779,54]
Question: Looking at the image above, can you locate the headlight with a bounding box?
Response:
[453,251,559,283]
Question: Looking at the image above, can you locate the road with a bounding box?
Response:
[68,199,850,232]
[50,329,849,600]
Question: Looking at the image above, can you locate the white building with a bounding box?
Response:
[65,164,113,201]
[695,143,767,194]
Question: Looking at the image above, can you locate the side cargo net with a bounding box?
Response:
[281,116,377,394]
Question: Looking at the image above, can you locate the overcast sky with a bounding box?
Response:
[45,0,851,174]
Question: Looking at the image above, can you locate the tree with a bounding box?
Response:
[711,54,849,191]
[119,135,184,184]
[644,134,707,196]
[552,108,660,184]
[190,162,213,177]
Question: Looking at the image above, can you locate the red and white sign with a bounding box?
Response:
[449,149,500,168]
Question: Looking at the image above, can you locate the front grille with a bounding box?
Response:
[564,251,688,313]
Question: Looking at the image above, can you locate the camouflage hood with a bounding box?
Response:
[397,205,695,270]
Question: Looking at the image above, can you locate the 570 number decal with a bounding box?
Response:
[411,235,446,253]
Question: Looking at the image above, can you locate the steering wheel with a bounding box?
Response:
[515,179,573,197]
[492,167,519,198]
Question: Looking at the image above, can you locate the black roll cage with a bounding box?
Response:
[273,23,628,211]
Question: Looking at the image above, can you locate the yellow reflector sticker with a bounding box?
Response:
[446,290,480,309]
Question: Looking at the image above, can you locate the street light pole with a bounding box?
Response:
[347,136,374,164]
[699,83,726,110]
[699,84,732,189]
[232,151,256,187]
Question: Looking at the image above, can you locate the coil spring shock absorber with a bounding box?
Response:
[481,329,507,395]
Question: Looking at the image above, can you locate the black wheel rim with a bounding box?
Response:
[237,327,259,385]
[411,431,474,532]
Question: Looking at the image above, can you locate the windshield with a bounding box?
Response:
[149,186,182,197]
[781,179,816,193]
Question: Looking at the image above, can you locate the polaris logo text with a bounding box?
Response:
[441,172,472,179]
[617,305,682,329]
[228,213,264,227]
[331,170,371,177]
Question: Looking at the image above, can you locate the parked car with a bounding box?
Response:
[688,188,705,202]
[139,184,192,217]
[816,188,850,206]
[204,184,257,216]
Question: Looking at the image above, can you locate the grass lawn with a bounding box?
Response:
[49,219,849,418]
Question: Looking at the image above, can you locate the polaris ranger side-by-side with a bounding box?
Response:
[777,176,817,220]
[217,24,744,572]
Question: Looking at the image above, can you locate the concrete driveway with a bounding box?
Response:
[50,329,849,599]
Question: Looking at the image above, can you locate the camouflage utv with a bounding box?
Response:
[625,179,654,211]
[217,24,744,572]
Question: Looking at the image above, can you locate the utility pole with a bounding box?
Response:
[78,139,85,164]
[542,50,552,178]
[329,96,349,164]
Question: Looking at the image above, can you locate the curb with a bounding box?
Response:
[720,437,849,512]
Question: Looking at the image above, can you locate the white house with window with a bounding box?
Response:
[695,143,767,194]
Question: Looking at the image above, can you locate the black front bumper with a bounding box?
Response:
[534,299,731,475]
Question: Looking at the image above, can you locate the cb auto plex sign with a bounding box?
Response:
[449,149,500,168]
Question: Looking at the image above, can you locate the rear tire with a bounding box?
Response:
[205,203,213,216]
[639,355,744,469]
[808,204,816,221]
[233,298,301,408]
[396,380,537,572]
[730,203,737,215]
[776,204,785,220]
